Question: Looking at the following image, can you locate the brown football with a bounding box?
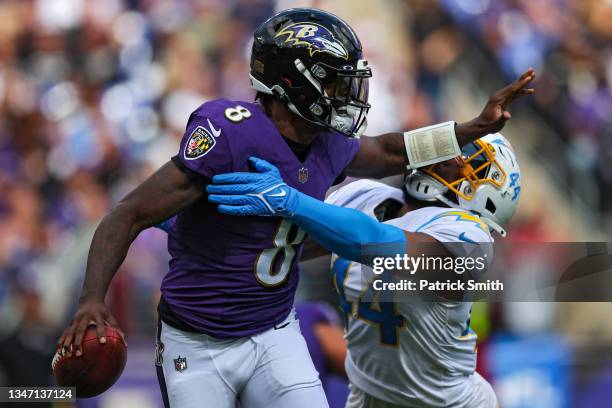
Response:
[52,325,127,398]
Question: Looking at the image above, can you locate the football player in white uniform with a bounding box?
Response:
[325,133,520,407]
[206,133,520,408]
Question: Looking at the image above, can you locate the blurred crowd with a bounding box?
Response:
[0,0,611,407]
[0,0,275,296]
[441,0,612,214]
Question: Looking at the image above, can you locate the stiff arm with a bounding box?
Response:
[345,68,535,179]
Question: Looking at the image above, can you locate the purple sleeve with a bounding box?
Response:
[326,134,360,185]
[178,109,232,178]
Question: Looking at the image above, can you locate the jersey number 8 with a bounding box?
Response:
[224,105,252,123]
[254,219,306,287]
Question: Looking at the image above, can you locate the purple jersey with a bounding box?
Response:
[162,98,359,338]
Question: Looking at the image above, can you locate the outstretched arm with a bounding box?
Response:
[346,68,535,179]
[208,157,432,263]
[288,190,407,262]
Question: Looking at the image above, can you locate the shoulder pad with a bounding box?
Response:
[192,98,264,130]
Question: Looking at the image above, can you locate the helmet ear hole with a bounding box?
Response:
[404,171,448,202]
[485,198,496,214]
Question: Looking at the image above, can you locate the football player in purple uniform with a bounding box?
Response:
[57,8,534,408]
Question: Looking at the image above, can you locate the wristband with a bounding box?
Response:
[404,121,461,169]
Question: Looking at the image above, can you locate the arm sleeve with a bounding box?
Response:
[178,110,233,178]
[288,191,407,263]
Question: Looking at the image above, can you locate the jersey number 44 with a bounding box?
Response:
[332,257,407,347]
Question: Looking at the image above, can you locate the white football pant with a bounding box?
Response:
[155,310,328,408]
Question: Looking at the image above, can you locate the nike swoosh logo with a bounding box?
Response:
[268,189,287,197]
[207,118,221,137]
[458,232,476,243]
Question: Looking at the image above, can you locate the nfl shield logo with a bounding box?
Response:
[298,167,309,183]
[174,356,187,372]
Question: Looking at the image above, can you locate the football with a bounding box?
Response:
[52,325,127,398]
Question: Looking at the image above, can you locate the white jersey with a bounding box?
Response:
[325,179,495,407]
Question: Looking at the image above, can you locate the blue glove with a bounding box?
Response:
[207,157,300,216]
[208,157,407,263]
